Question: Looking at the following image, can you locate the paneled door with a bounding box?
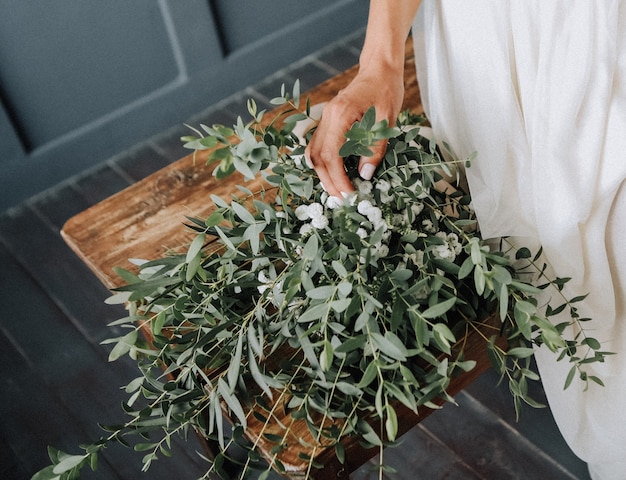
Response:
[0,0,367,211]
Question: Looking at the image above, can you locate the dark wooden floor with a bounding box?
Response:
[0,30,590,480]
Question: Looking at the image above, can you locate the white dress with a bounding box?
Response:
[413,2,626,478]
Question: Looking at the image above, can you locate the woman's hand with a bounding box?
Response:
[304,68,405,198]
[304,0,421,199]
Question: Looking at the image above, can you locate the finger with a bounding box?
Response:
[358,138,388,181]
[305,141,354,199]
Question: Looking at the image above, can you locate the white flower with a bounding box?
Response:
[356,228,368,239]
[411,201,424,216]
[375,244,389,258]
[275,211,286,218]
[376,179,391,193]
[433,243,454,259]
[295,205,309,221]
[355,178,373,195]
[422,219,435,232]
[307,203,324,219]
[372,218,389,232]
[448,233,462,255]
[379,191,394,204]
[366,207,383,224]
[325,195,343,209]
[299,223,313,236]
[404,250,425,267]
[433,232,462,261]
[311,215,329,229]
[357,200,374,216]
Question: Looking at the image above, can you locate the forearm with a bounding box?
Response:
[360,0,422,75]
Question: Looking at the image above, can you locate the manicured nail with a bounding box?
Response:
[359,163,375,180]
[340,191,350,199]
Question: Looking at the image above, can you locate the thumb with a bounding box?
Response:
[358,139,388,181]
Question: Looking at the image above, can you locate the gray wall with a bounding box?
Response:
[0,0,368,211]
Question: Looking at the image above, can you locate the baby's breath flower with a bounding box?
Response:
[311,215,329,230]
[307,203,324,219]
[355,178,373,195]
[379,191,394,204]
[325,195,343,209]
[299,223,313,236]
[376,179,391,193]
[422,219,435,232]
[411,201,424,216]
[357,200,374,216]
[295,205,309,221]
[375,244,390,258]
[366,206,383,223]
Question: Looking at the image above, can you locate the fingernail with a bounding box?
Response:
[359,164,376,181]
[340,191,350,199]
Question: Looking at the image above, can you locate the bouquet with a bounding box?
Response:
[34,82,609,480]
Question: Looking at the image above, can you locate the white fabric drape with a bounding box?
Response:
[413,2,626,478]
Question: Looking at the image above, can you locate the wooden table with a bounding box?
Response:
[62,39,498,479]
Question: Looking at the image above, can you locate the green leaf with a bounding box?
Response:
[108,330,138,362]
[302,234,319,260]
[297,303,330,323]
[458,257,474,280]
[332,260,348,278]
[582,337,601,350]
[231,201,257,225]
[228,331,244,390]
[214,226,237,252]
[421,297,456,319]
[186,233,205,264]
[52,454,88,474]
[31,465,61,480]
[498,282,509,321]
[432,323,456,353]
[385,404,398,441]
[359,420,382,447]
[513,301,534,340]
[507,347,535,359]
[372,332,408,361]
[152,310,166,336]
[306,285,335,300]
[335,382,363,396]
[113,267,141,285]
[564,365,577,389]
[217,378,247,428]
[205,211,224,227]
[330,298,352,313]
